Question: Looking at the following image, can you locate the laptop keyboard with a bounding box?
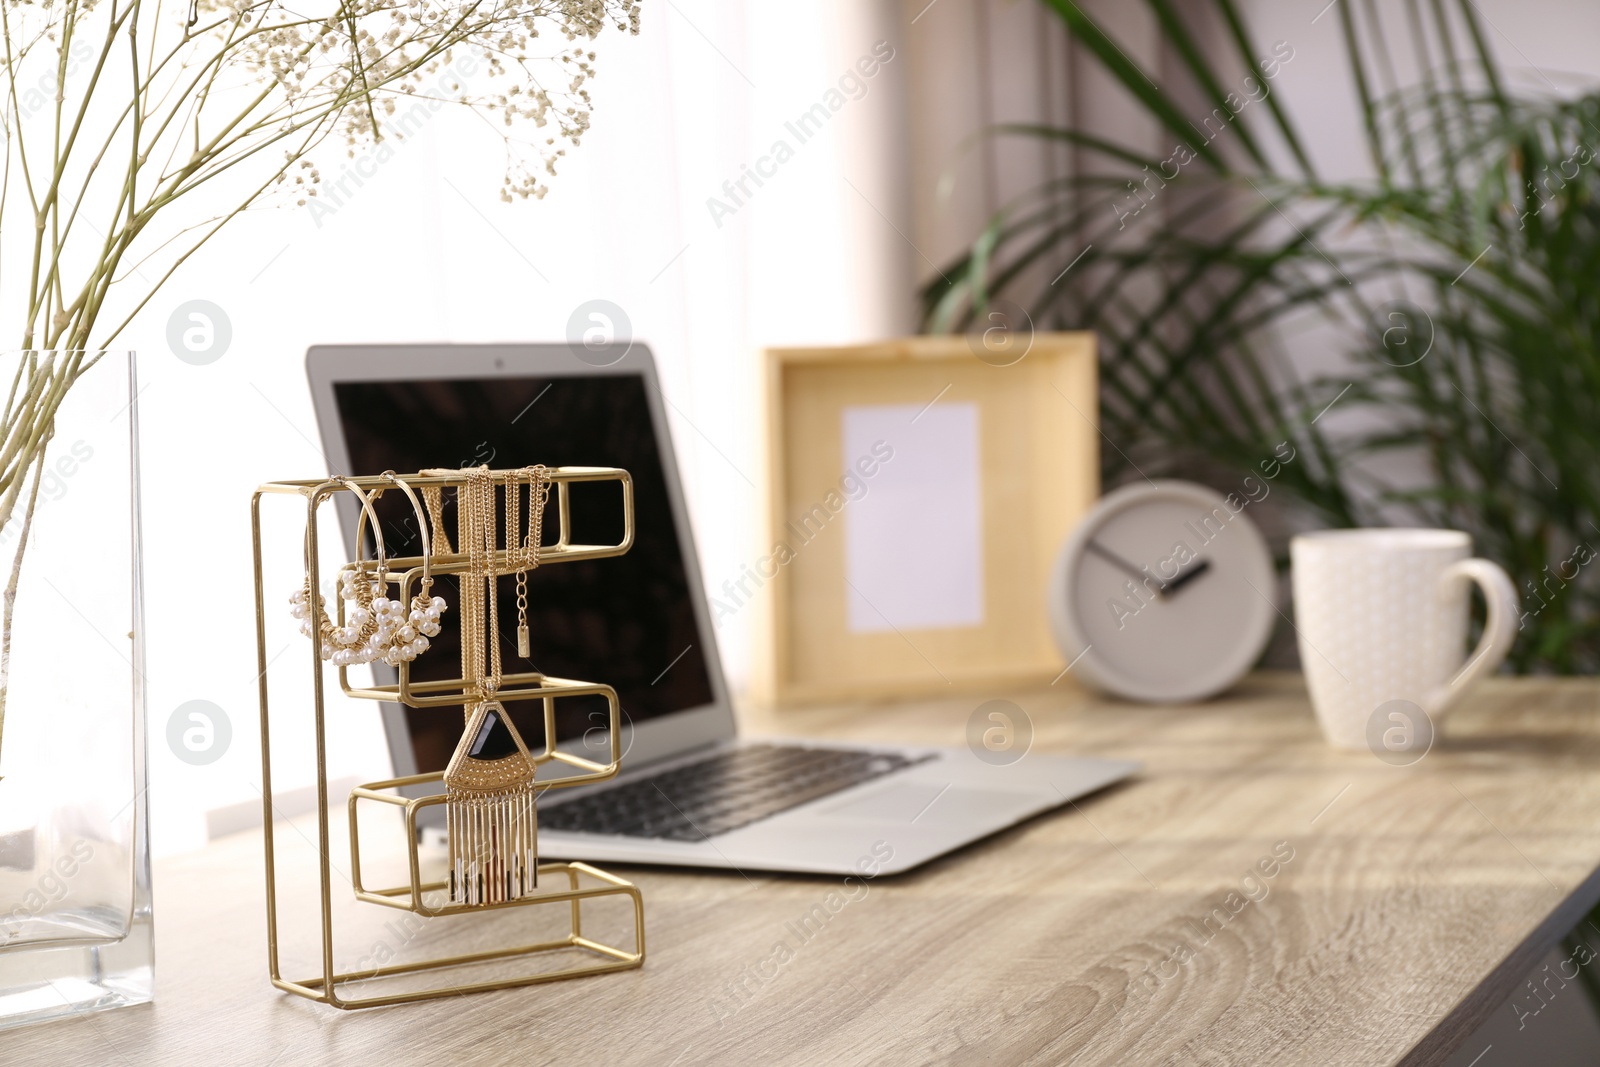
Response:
[539,743,933,842]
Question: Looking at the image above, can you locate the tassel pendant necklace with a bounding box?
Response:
[445,701,538,905]
[445,466,539,906]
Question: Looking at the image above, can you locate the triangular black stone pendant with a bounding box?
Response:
[466,705,521,761]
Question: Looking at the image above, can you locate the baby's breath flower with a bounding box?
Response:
[180,0,641,203]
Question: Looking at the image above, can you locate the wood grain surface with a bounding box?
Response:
[10,673,1600,1066]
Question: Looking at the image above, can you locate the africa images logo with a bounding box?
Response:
[705,42,896,228]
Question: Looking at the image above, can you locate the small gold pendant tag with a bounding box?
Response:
[517,624,530,658]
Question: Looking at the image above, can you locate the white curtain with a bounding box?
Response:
[125,1,919,855]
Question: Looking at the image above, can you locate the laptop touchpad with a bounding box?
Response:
[820,782,1034,824]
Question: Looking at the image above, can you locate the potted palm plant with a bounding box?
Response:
[928,0,1600,673]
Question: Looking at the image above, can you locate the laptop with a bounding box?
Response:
[307,342,1137,876]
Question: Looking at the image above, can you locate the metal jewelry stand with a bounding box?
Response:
[250,467,645,1009]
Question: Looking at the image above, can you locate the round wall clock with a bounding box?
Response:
[1048,480,1277,703]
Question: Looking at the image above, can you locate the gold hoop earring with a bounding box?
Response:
[287,476,447,667]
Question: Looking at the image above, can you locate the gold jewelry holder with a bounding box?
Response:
[251,467,645,1009]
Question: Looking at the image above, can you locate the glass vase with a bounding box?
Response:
[0,352,151,1028]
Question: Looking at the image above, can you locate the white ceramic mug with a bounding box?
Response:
[1290,529,1518,751]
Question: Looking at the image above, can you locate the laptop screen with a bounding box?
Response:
[333,373,716,774]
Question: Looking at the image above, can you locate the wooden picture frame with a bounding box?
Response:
[752,333,1099,705]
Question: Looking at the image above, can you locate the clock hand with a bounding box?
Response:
[1162,559,1211,596]
[1085,539,1165,594]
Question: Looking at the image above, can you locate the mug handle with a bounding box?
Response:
[1422,558,1519,717]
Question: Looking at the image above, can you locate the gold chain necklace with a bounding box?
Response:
[444,465,538,906]
[459,465,502,698]
[505,465,551,658]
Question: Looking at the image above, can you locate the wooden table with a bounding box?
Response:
[13,674,1600,1066]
